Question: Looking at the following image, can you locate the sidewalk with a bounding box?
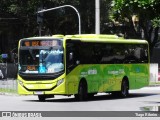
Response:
[141,86,160,90]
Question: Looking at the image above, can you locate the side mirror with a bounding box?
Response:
[69,52,73,61]
[76,60,80,65]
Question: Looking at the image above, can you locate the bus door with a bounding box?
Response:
[66,40,80,94]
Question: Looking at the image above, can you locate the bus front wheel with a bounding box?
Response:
[38,95,46,102]
[75,80,88,101]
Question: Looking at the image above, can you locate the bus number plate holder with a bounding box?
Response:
[34,91,44,95]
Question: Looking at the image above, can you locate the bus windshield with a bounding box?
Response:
[19,39,64,74]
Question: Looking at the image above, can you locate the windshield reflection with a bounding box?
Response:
[39,49,64,73]
[19,48,64,74]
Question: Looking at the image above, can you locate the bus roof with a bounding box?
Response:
[65,34,148,44]
[66,34,119,39]
[20,34,148,44]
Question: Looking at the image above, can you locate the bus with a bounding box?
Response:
[17,34,150,101]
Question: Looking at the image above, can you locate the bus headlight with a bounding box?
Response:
[18,80,24,86]
[57,79,64,86]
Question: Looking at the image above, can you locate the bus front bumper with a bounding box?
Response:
[17,79,66,95]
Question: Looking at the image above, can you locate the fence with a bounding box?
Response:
[0,63,17,93]
[0,63,18,79]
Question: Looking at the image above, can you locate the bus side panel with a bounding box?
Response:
[65,66,80,95]
[113,64,149,90]
[86,65,102,93]
[135,64,149,89]
[102,64,136,92]
[125,64,137,89]
[103,64,117,92]
[65,63,149,95]
[115,64,150,90]
[114,64,128,91]
[66,65,102,95]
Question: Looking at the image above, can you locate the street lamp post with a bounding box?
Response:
[95,0,100,34]
[37,5,81,34]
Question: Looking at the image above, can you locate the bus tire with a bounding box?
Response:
[38,95,46,102]
[120,79,129,97]
[75,80,88,101]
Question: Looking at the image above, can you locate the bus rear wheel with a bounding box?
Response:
[120,80,129,97]
[112,79,129,98]
[75,80,88,101]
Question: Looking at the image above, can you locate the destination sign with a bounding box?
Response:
[21,40,60,47]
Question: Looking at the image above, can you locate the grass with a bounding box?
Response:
[0,88,17,94]
[149,81,160,86]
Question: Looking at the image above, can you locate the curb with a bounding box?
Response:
[148,85,160,87]
[0,92,18,96]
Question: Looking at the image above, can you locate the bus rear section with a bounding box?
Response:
[65,35,149,100]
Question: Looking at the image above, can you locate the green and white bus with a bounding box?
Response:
[17,34,149,101]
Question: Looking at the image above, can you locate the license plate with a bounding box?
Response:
[34,91,44,95]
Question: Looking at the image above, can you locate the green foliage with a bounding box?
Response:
[0,0,111,35]
[152,17,160,28]
[110,0,160,31]
[110,0,160,49]
[0,0,41,15]
[110,0,160,21]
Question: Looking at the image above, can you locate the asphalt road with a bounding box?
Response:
[0,86,160,111]
[1,87,160,120]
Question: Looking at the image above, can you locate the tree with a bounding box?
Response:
[0,0,113,58]
[0,0,43,37]
[110,0,160,50]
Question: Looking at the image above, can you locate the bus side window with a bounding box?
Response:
[93,44,103,64]
[67,43,74,67]
[66,42,80,73]
[139,45,148,63]
[69,52,73,61]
